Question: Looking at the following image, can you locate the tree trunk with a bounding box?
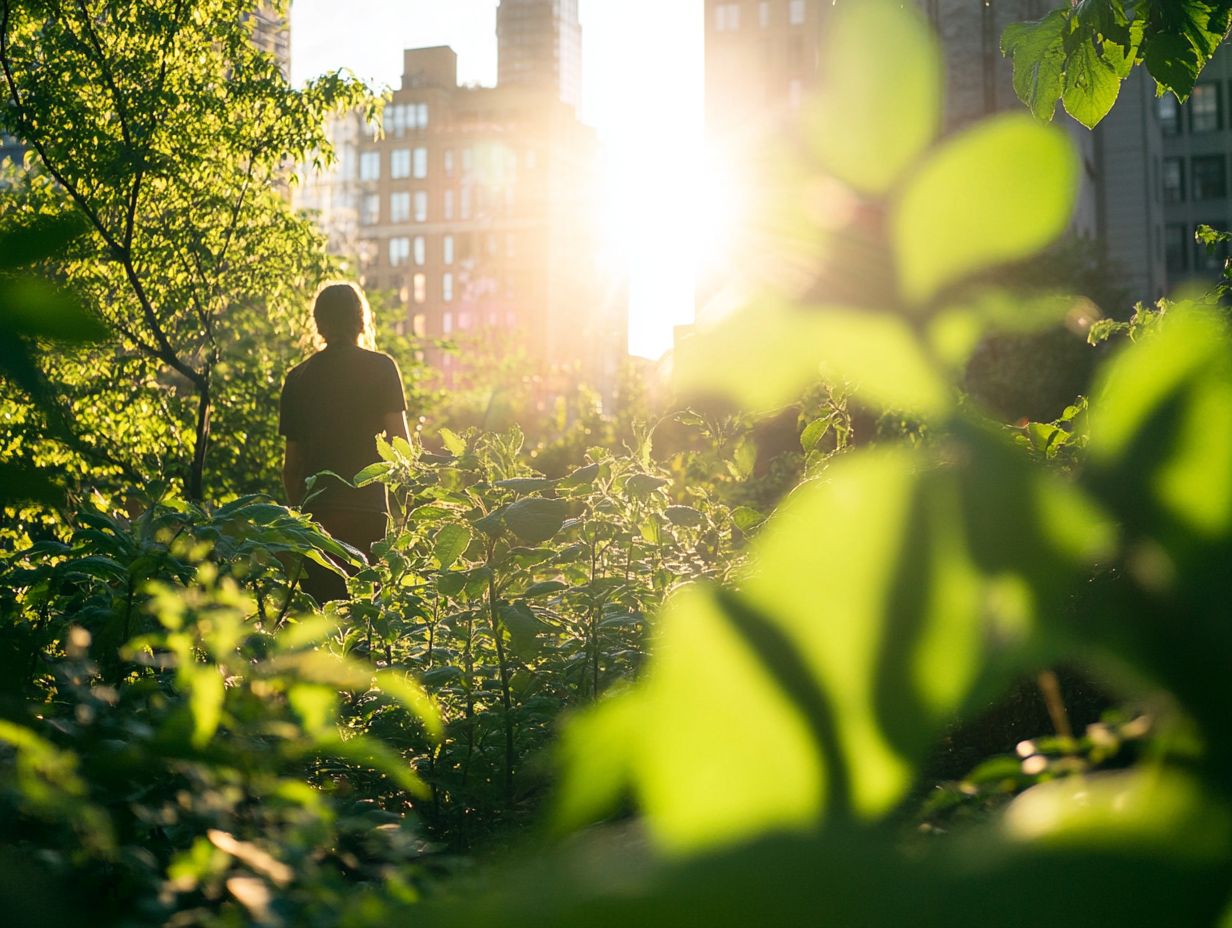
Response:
[188,366,212,502]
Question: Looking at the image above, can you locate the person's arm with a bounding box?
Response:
[381,410,410,445]
[283,439,307,507]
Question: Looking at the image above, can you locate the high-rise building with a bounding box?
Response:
[1149,50,1232,289]
[497,0,583,111]
[702,1,1123,313]
[339,46,621,393]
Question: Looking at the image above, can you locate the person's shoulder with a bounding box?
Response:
[282,354,316,388]
[357,347,401,371]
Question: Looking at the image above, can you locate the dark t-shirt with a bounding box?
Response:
[279,344,406,513]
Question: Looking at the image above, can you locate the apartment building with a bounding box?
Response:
[1152,50,1232,288]
[348,46,620,389]
[497,0,583,112]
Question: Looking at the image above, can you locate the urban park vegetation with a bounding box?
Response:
[2,1,1232,926]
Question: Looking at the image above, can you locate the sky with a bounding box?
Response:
[291,0,707,359]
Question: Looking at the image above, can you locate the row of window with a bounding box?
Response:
[715,0,807,32]
[387,234,458,268]
[1165,222,1228,274]
[384,231,521,267]
[385,102,429,137]
[393,271,455,304]
[1159,82,1228,135]
[358,145,530,183]
[1162,154,1229,202]
[361,185,517,225]
[416,310,520,340]
[359,147,428,181]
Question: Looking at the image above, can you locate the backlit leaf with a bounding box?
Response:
[893,115,1078,305]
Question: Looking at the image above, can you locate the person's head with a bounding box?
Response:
[313,281,375,349]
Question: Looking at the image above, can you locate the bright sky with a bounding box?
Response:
[292,0,707,359]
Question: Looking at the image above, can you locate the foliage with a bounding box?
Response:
[0,0,376,500]
[331,426,743,847]
[0,495,442,927]
[4,2,1232,927]
[0,213,107,510]
[1002,0,1232,127]
[409,4,1232,925]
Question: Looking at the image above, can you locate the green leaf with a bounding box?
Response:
[494,477,560,494]
[1001,10,1068,121]
[523,580,568,598]
[676,302,951,417]
[0,277,107,342]
[353,462,392,487]
[438,427,467,456]
[373,670,444,742]
[893,114,1078,305]
[0,213,89,270]
[560,462,601,486]
[731,506,765,533]
[1088,303,1232,539]
[625,473,670,498]
[804,0,941,194]
[1142,32,1203,100]
[499,601,548,659]
[800,418,829,453]
[432,523,472,570]
[473,509,507,537]
[665,505,705,528]
[188,666,225,748]
[503,498,568,544]
[1062,36,1122,127]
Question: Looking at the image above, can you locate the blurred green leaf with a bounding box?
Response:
[805,0,941,194]
[893,115,1078,305]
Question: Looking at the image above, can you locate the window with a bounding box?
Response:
[443,311,453,334]
[758,1,770,27]
[715,2,739,31]
[414,190,428,222]
[416,103,429,128]
[361,193,379,225]
[460,186,472,220]
[1192,154,1227,200]
[387,103,408,137]
[413,273,426,304]
[789,0,806,25]
[413,235,425,266]
[1165,223,1189,274]
[1195,223,1228,272]
[389,191,410,222]
[391,148,411,179]
[413,147,428,179]
[443,234,454,265]
[1190,82,1222,132]
[412,313,426,337]
[444,149,455,176]
[1162,158,1185,203]
[359,151,380,181]
[443,190,455,220]
[1158,93,1180,136]
[442,272,454,302]
[389,237,410,266]
[462,147,474,172]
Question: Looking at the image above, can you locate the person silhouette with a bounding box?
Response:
[279,281,409,602]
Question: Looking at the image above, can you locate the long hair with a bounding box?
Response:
[312,281,376,350]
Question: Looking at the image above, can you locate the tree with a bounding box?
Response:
[1003,0,1232,128]
[0,0,374,500]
